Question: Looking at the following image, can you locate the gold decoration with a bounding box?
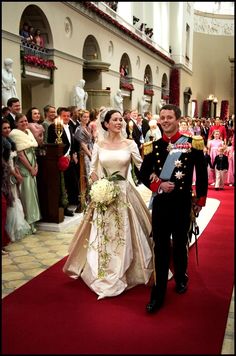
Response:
[143,141,153,155]
[192,136,204,150]
[55,117,64,144]
[128,120,133,139]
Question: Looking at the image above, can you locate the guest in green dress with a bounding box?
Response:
[9,113,41,233]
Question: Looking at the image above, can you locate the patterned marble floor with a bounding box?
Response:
[2,185,234,354]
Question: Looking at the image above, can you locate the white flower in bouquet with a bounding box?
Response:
[89,169,125,209]
[90,178,118,206]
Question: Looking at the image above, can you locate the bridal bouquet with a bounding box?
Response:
[90,178,118,208]
[89,169,125,210]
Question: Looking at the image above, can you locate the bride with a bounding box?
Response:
[63,109,154,299]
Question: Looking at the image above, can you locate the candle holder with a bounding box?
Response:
[55,117,63,144]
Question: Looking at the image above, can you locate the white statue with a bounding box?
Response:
[73,79,88,109]
[2,58,17,107]
[159,99,166,111]
[114,89,123,113]
[140,95,149,115]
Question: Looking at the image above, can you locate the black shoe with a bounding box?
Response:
[215,188,219,191]
[75,205,82,213]
[64,208,74,217]
[175,282,188,294]
[146,299,163,314]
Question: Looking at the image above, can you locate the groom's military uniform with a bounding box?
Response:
[140,132,208,307]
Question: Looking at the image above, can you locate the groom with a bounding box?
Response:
[140,104,208,313]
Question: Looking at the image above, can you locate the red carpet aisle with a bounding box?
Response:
[2,187,234,355]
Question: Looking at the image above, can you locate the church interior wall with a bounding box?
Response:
[1,2,23,36]
[21,83,32,112]
[53,56,83,107]
[2,1,172,113]
[2,2,234,117]
[178,68,193,115]
[192,32,234,116]
[31,80,54,114]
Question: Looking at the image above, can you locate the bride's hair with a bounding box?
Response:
[97,107,127,141]
[101,109,121,131]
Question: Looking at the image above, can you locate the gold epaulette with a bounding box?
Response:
[192,135,204,150]
[143,141,153,155]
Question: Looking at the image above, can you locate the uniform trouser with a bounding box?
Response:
[151,191,191,303]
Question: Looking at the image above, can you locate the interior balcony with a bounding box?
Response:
[20,38,56,83]
[144,84,154,96]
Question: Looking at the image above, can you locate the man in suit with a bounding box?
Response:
[68,106,80,134]
[142,111,152,139]
[126,109,146,184]
[126,109,144,152]
[47,107,80,216]
[5,97,21,130]
[200,118,210,146]
[140,104,208,313]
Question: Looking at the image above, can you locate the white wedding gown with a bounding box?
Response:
[63,140,154,299]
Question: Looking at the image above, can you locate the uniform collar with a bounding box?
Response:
[163,131,181,143]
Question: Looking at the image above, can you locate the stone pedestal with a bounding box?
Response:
[86,89,110,109]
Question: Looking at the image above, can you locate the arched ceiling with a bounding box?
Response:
[194,2,234,16]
